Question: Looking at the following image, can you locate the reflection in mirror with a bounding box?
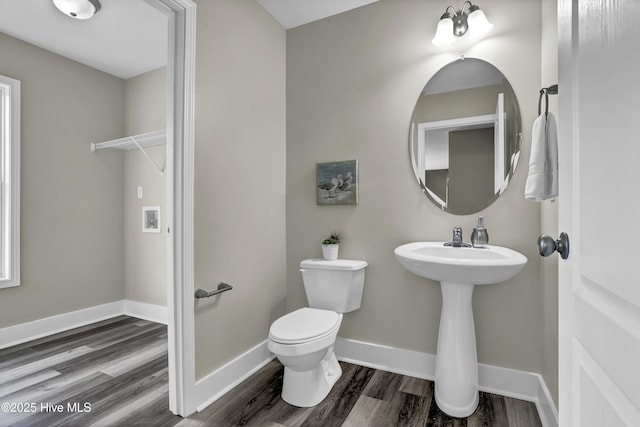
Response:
[410,58,521,215]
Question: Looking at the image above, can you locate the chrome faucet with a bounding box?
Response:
[445,226,471,247]
[453,226,463,246]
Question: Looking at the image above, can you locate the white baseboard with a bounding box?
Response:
[124,300,168,325]
[194,340,275,412]
[0,300,168,350]
[0,301,125,349]
[478,361,559,427]
[335,336,437,380]
[335,337,558,427]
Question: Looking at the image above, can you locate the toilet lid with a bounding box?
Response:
[300,258,368,271]
[269,308,340,344]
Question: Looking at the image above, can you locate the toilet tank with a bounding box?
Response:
[300,259,367,313]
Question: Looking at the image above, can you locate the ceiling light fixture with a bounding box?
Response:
[432,2,493,46]
[53,0,101,20]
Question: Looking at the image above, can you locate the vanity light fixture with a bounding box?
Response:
[53,0,101,20]
[432,1,493,46]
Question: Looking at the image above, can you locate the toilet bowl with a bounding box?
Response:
[268,258,367,407]
[268,307,343,407]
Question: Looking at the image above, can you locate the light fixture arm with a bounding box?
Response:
[444,5,457,18]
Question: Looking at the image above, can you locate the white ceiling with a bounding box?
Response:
[0,0,381,80]
[256,0,381,29]
[0,0,168,79]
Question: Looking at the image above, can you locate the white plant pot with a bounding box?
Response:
[322,244,339,260]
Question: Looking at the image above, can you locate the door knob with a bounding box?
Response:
[537,232,570,259]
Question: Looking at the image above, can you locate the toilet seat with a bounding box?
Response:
[269,307,341,344]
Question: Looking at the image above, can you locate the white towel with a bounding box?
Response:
[525,112,558,201]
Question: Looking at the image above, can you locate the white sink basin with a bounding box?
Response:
[394,241,527,417]
[394,241,527,285]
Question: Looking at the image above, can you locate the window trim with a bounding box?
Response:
[0,74,20,289]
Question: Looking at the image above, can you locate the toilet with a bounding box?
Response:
[268,258,367,407]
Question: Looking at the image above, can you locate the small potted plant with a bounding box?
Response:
[321,232,341,260]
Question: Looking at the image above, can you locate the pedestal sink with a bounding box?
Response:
[394,242,527,417]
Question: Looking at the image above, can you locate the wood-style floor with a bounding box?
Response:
[0,316,542,426]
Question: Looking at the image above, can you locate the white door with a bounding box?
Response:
[557,0,640,425]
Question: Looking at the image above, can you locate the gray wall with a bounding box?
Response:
[0,33,126,327]
[193,0,287,379]
[124,67,167,307]
[286,0,544,373]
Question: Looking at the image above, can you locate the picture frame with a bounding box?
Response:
[316,160,358,205]
[142,206,161,233]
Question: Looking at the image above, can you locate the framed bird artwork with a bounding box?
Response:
[316,160,358,205]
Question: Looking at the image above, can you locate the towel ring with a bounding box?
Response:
[538,84,559,116]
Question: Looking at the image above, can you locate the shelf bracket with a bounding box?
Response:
[130,136,165,174]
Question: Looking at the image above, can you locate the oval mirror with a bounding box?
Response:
[409,58,522,215]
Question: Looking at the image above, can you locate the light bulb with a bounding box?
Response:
[468,8,493,39]
[432,17,455,46]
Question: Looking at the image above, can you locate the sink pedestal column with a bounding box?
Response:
[435,281,479,418]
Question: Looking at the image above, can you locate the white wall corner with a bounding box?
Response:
[194,340,275,412]
[335,337,558,427]
[123,300,168,324]
[535,374,560,427]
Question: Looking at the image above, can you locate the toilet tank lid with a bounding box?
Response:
[300,259,368,271]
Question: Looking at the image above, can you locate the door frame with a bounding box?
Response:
[145,0,196,417]
[557,0,573,423]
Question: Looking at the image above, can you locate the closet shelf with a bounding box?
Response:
[90,129,166,152]
[91,129,166,174]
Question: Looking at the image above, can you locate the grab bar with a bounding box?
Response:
[194,282,233,299]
